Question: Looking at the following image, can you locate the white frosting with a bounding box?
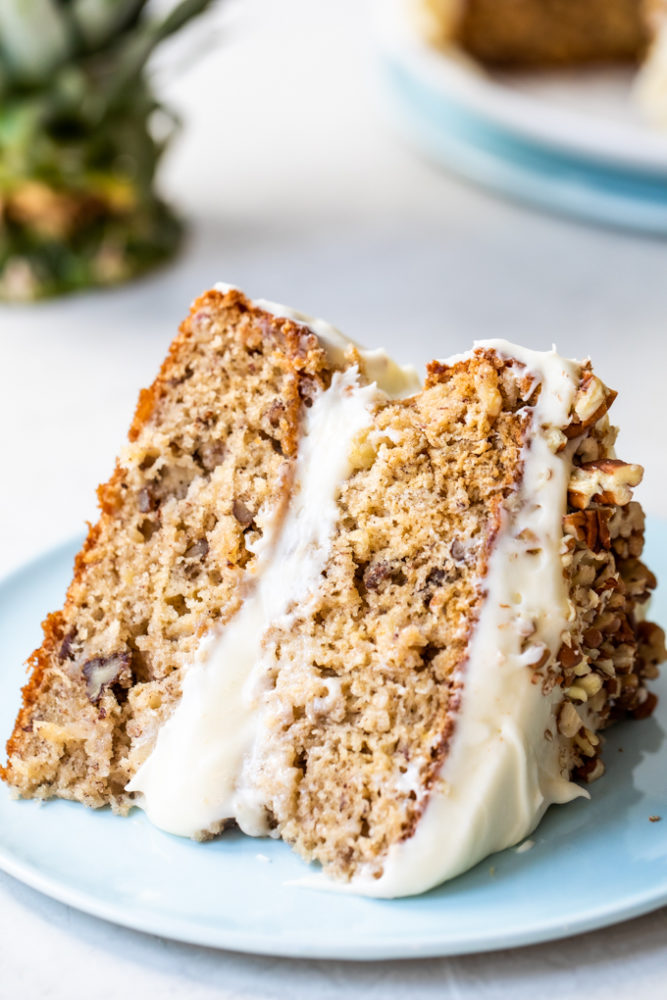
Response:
[298,341,588,898]
[213,282,420,399]
[415,0,464,43]
[635,17,667,128]
[128,367,384,835]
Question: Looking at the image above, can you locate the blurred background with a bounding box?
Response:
[2,0,666,578]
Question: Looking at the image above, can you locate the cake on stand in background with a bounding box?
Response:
[419,0,667,125]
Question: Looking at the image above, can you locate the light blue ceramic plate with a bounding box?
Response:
[0,525,666,960]
[375,1,667,235]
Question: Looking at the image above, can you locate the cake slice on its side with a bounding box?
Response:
[2,287,664,897]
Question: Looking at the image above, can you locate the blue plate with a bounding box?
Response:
[0,525,666,959]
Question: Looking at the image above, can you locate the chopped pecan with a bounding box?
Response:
[562,509,612,552]
[582,626,603,649]
[564,372,617,439]
[266,400,286,428]
[184,538,209,561]
[637,621,667,668]
[578,672,603,697]
[558,642,583,669]
[197,440,226,473]
[632,690,658,720]
[575,757,606,783]
[137,486,155,513]
[82,652,132,704]
[597,508,612,549]
[620,558,656,599]
[364,560,407,591]
[58,628,77,662]
[232,499,254,526]
[568,460,642,510]
[557,701,582,738]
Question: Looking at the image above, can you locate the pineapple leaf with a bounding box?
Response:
[71,0,148,50]
[103,0,216,106]
[0,1,72,83]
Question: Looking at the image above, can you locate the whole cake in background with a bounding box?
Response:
[2,285,664,897]
[0,0,214,301]
[418,0,667,126]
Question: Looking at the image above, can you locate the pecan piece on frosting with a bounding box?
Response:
[557,700,582,738]
[563,508,613,552]
[568,460,642,510]
[576,757,606,783]
[564,372,617,440]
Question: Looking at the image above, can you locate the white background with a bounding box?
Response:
[1,0,666,996]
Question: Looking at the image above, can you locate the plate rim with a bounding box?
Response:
[374,0,667,175]
[1,825,667,960]
[378,60,667,235]
[0,530,666,961]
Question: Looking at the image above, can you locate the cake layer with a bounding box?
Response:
[349,344,587,895]
[1,289,361,805]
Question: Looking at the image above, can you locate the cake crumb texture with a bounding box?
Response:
[238,351,664,882]
[244,355,533,879]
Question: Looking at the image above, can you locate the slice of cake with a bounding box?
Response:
[3,285,664,897]
[419,0,650,67]
[418,0,667,124]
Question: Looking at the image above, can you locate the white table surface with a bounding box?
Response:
[1,1,666,996]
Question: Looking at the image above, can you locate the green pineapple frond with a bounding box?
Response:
[0,0,218,299]
[0,1,70,84]
[101,0,217,110]
[71,0,148,50]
